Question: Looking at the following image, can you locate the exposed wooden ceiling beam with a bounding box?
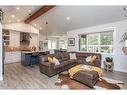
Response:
[24,5,55,24]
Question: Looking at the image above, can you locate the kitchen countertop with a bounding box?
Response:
[21,51,44,54]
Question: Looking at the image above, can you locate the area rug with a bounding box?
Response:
[55,73,124,90]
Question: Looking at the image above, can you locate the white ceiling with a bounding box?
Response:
[0,6,41,23]
[0,6,127,36]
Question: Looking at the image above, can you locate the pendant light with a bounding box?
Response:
[29,6,33,39]
[45,21,48,41]
[46,21,48,41]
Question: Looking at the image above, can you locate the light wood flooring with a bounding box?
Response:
[0,63,127,89]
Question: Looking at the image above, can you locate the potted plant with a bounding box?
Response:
[122,32,127,47]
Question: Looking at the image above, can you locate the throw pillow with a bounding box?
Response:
[86,56,92,63]
[69,53,77,59]
[53,57,60,65]
[91,55,97,63]
[48,57,53,63]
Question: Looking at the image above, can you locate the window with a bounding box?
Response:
[100,32,113,53]
[48,39,57,50]
[79,35,87,51]
[87,34,99,52]
[48,37,67,50]
[79,31,113,53]
[59,40,67,49]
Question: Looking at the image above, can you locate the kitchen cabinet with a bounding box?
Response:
[10,30,20,46]
[4,51,21,64]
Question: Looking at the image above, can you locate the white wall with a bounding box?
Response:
[30,33,39,50]
[67,20,127,73]
[0,22,3,80]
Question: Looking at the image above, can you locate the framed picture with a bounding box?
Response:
[68,38,75,46]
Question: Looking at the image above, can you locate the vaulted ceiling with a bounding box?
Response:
[0,6,127,36]
[0,6,41,23]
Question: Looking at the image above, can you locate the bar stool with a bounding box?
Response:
[30,52,39,67]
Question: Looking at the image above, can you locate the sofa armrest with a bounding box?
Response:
[93,59,101,67]
[83,59,101,67]
[40,62,55,68]
[39,62,55,77]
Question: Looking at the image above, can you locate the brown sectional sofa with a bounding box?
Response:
[39,52,101,77]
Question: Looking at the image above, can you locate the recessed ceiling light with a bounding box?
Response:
[28,10,31,12]
[66,17,70,20]
[40,27,43,30]
[123,6,127,11]
[34,24,37,26]
[11,14,15,18]
[8,20,11,23]
[16,7,20,10]
[17,19,21,22]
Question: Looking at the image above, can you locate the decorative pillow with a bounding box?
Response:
[53,57,60,65]
[48,57,53,63]
[91,55,97,63]
[86,56,92,63]
[69,53,77,59]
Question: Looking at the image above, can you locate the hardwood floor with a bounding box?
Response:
[0,63,60,89]
[0,63,127,89]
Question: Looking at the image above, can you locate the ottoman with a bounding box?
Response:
[72,70,99,88]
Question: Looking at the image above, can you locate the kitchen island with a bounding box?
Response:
[21,51,49,66]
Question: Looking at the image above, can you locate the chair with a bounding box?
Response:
[30,52,39,67]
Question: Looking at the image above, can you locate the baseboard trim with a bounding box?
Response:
[114,68,127,73]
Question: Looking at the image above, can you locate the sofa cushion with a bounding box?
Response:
[54,61,69,69]
[61,52,70,61]
[69,53,77,59]
[76,59,85,64]
[76,53,88,59]
[61,61,69,65]
[67,59,76,64]
[91,55,97,63]
[58,59,63,63]
[85,55,97,63]
[48,57,53,63]
[86,56,92,63]
[54,53,61,59]
[52,57,60,65]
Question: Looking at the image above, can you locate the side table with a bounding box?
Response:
[104,61,114,72]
